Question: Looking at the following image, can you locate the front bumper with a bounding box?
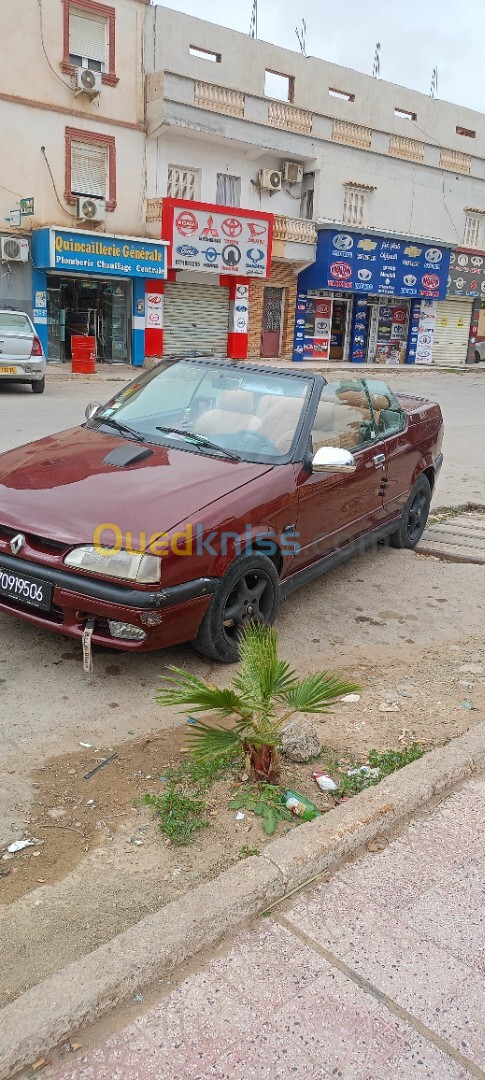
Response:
[0,554,216,651]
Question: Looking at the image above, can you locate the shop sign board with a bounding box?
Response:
[448,249,485,297]
[315,230,451,299]
[162,199,273,278]
[416,300,437,364]
[32,228,168,278]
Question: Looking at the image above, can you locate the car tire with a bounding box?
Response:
[390,474,432,550]
[32,377,45,394]
[192,553,280,663]
[475,350,481,364]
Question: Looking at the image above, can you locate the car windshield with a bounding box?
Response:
[0,312,31,332]
[91,360,312,462]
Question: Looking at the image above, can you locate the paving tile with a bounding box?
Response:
[204,1025,327,1078]
[428,973,485,1071]
[134,968,259,1079]
[363,1029,473,1080]
[276,962,407,1079]
[47,1027,163,1080]
[220,920,334,1010]
[401,860,485,969]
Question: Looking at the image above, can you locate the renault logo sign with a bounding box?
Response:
[10,533,25,556]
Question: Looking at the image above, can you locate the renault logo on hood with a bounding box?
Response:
[10,533,25,556]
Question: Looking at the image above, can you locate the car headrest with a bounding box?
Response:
[219,389,254,413]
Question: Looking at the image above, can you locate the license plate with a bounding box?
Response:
[0,564,53,611]
[0,366,17,374]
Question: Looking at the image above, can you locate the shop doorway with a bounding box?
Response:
[261,286,284,357]
[366,299,410,364]
[329,298,352,360]
[46,276,130,362]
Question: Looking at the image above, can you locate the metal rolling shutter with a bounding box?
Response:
[69,12,107,64]
[163,282,230,357]
[433,300,473,365]
[71,143,107,197]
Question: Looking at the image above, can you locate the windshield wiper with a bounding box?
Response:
[155,425,240,462]
[92,415,146,443]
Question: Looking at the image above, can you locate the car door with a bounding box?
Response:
[293,380,387,570]
[363,380,416,520]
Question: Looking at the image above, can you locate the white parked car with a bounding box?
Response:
[0,309,46,393]
[474,340,485,362]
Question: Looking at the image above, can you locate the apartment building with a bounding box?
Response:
[144,7,485,365]
[0,0,167,364]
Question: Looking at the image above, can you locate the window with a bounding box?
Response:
[167,165,200,201]
[394,107,417,121]
[71,141,108,197]
[343,186,367,226]
[264,69,294,102]
[311,381,376,452]
[216,173,241,207]
[189,46,221,62]
[61,1,118,86]
[300,173,314,220]
[65,128,116,210]
[329,87,355,102]
[456,126,476,139]
[464,213,482,249]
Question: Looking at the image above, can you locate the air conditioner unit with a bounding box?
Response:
[0,237,29,263]
[74,67,102,97]
[258,169,282,193]
[77,197,106,223]
[282,161,304,184]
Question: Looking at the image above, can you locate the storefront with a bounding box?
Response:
[160,199,273,359]
[31,228,168,365]
[432,248,485,365]
[294,226,452,364]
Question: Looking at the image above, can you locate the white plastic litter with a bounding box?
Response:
[347,766,380,779]
[79,742,93,749]
[312,771,339,792]
[7,838,41,853]
[235,811,245,820]
[341,694,361,704]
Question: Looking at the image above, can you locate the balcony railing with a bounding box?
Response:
[273,215,316,244]
[146,198,162,222]
[268,101,313,135]
[194,80,245,118]
[332,119,372,149]
[440,148,471,174]
[389,135,424,163]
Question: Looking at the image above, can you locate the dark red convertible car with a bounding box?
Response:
[0,357,442,662]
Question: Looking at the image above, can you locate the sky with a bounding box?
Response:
[154,0,485,114]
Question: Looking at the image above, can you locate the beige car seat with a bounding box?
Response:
[196,388,261,437]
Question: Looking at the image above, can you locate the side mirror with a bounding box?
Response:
[85,401,102,421]
[312,446,356,474]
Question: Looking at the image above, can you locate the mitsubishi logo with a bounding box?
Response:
[10,533,25,556]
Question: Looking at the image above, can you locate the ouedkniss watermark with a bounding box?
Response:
[93,523,301,558]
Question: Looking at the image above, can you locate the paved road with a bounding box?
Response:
[1,368,484,506]
[39,776,485,1080]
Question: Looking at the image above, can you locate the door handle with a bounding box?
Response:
[373,453,386,467]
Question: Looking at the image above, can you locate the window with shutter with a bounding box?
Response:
[71,141,108,198]
[464,214,482,249]
[166,165,200,201]
[343,187,367,226]
[69,10,107,70]
[216,174,241,207]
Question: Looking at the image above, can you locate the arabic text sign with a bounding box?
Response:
[318,230,451,299]
[169,205,271,277]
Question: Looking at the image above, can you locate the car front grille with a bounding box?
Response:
[0,523,68,556]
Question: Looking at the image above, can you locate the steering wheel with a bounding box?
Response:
[225,429,280,455]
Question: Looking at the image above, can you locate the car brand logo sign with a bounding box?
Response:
[222,217,243,237]
[332,234,353,251]
[175,210,198,236]
[10,533,25,556]
[422,274,440,290]
[330,262,352,279]
[425,248,442,264]
[176,244,198,257]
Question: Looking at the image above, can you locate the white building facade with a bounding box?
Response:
[144,6,485,365]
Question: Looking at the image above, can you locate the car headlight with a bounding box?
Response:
[64,546,161,584]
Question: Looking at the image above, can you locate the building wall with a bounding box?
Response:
[0,0,147,239]
[146,7,485,251]
[247,261,298,360]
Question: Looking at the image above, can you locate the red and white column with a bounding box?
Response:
[225,277,250,360]
[144,279,164,358]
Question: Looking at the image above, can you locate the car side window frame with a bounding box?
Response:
[309,379,380,457]
[362,379,406,443]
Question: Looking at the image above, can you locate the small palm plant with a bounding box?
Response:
[157,624,359,783]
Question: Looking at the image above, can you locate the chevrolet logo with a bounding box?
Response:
[404,245,422,257]
[358,239,378,251]
[9,533,25,556]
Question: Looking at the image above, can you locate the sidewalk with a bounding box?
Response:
[38,777,484,1080]
[45,358,485,382]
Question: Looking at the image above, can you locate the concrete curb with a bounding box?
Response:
[45,360,485,382]
[1,722,484,1080]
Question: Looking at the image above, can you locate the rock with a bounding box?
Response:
[281,717,321,763]
[397,686,412,698]
[340,693,361,704]
[379,702,400,713]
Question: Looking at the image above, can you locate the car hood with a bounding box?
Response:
[0,426,273,544]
